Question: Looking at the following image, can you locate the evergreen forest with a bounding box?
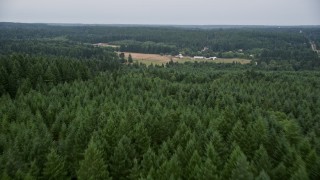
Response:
[0,23,320,179]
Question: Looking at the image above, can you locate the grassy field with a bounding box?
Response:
[123,52,251,65]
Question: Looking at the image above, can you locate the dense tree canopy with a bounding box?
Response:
[0,23,320,179]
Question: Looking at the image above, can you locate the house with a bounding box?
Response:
[194,56,204,59]
[201,47,209,52]
[208,57,217,60]
[175,54,183,58]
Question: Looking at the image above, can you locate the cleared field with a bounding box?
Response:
[122,52,173,65]
[122,52,251,65]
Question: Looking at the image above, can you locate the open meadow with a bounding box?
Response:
[122,52,251,65]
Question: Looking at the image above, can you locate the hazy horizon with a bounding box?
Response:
[1,0,320,26]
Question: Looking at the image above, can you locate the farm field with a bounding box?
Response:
[122,52,251,65]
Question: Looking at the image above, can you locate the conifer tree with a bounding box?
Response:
[230,153,254,180]
[181,136,197,169]
[77,139,110,180]
[205,142,222,170]
[187,150,202,179]
[110,135,134,178]
[290,164,309,180]
[128,54,133,63]
[271,162,288,180]
[255,170,271,180]
[222,145,253,180]
[141,147,157,177]
[157,154,181,180]
[43,148,67,180]
[200,158,219,180]
[0,66,9,95]
[305,149,320,179]
[290,156,309,180]
[210,132,228,160]
[129,158,141,179]
[228,120,247,151]
[251,145,272,175]
[131,122,151,159]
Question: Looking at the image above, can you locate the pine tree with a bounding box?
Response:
[43,148,67,180]
[228,120,247,148]
[230,153,254,180]
[205,142,222,170]
[77,139,110,180]
[246,117,269,157]
[255,170,271,180]
[131,122,151,160]
[281,119,302,145]
[129,158,141,179]
[305,149,320,179]
[187,150,202,179]
[44,65,57,84]
[141,147,157,177]
[128,54,133,63]
[290,164,309,180]
[251,145,272,175]
[7,63,19,97]
[222,145,253,180]
[290,156,309,180]
[271,162,288,180]
[210,131,228,160]
[146,167,156,180]
[0,66,9,96]
[156,154,181,180]
[200,158,219,180]
[110,135,134,178]
[181,136,197,170]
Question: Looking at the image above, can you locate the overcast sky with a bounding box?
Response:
[1,0,319,25]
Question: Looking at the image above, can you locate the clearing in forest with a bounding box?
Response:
[122,52,251,65]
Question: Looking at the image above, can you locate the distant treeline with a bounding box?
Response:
[1,22,319,69]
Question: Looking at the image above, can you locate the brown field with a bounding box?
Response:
[122,52,251,65]
[123,52,172,65]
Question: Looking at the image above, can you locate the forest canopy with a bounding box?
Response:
[0,23,320,179]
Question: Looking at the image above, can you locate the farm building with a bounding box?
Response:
[175,54,184,58]
[208,57,217,60]
[194,56,204,59]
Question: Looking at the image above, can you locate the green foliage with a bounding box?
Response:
[223,145,254,180]
[156,154,181,180]
[128,54,133,63]
[251,145,272,176]
[110,135,134,178]
[289,156,310,180]
[0,23,320,179]
[187,150,202,179]
[255,170,271,180]
[43,148,67,180]
[230,154,254,180]
[272,162,288,180]
[77,139,110,180]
